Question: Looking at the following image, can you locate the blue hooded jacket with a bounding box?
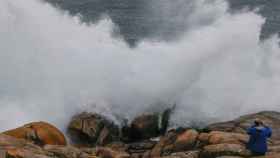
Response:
[246,125,272,154]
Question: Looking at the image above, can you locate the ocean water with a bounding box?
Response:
[0,0,280,131]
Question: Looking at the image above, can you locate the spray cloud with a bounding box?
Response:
[0,0,280,131]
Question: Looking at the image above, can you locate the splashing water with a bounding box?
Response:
[0,0,280,131]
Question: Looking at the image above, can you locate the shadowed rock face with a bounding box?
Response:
[67,112,120,146]
[44,0,280,46]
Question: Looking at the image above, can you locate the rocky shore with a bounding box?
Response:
[1,111,280,158]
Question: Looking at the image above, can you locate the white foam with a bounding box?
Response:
[0,0,279,131]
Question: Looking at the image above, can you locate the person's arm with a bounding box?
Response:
[247,126,255,135]
[265,127,272,138]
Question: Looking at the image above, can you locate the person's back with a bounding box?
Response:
[247,119,272,156]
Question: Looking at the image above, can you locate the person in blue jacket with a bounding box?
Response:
[246,119,272,156]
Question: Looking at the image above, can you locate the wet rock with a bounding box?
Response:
[68,112,120,146]
[130,113,159,140]
[3,122,66,146]
[123,108,172,141]
[127,140,156,154]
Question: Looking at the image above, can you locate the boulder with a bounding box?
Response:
[149,129,200,157]
[200,143,251,158]
[150,130,178,157]
[123,108,172,141]
[173,129,199,152]
[68,112,120,146]
[130,113,159,140]
[206,131,248,145]
[3,122,66,146]
[206,111,280,144]
[197,133,210,146]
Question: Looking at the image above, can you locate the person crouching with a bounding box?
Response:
[246,119,272,156]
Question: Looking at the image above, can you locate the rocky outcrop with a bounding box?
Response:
[0,133,51,158]
[3,121,66,146]
[2,111,280,158]
[68,112,120,146]
[0,133,96,158]
[206,111,280,144]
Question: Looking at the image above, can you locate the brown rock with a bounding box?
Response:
[0,133,98,158]
[198,133,210,143]
[251,153,280,158]
[106,142,128,152]
[3,122,66,146]
[173,129,198,152]
[170,150,199,158]
[201,143,251,158]
[268,145,280,153]
[44,145,87,158]
[96,147,130,158]
[207,131,249,145]
[5,148,51,158]
[0,134,52,158]
[150,130,177,157]
[68,112,119,146]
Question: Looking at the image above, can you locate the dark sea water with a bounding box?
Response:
[45,0,280,46]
